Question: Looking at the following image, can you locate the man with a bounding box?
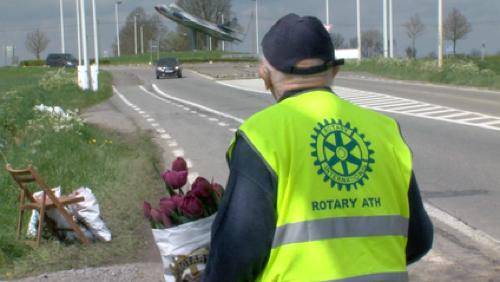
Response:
[203,13,433,282]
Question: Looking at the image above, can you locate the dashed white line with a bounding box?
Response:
[151,123,159,127]
[156,129,166,134]
[160,134,171,139]
[209,117,219,122]
[167,141,178,147]
[146,118,155,122]
[218,122,229,127]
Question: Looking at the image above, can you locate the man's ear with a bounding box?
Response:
[259,64,272,90]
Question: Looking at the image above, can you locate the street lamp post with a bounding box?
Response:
[76,0,81,64]
[254,0,259,55]
[134,15,138,55]
[383,0,388,58]
[356,0,361,62]
[325,0,329,26]
[140,25,144,54]
[388,0,394,58]
[59,0,65,53]
[91,0,99,91]
[438,0,443,68]
[115,1,122,57]
[79,0,90,90]
[220,13,225,51]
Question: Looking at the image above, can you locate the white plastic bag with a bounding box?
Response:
[27,187,96,241]
[68,187,112,242]
[27,187,63,237]
[152,213,215,282]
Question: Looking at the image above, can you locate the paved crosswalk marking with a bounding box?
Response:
[334,86,500,132]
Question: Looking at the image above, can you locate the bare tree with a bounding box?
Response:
[403,13,425,58]
[114,7,167,55]
[444,8,472,55]
[331,33,346,49]
[361,30,383,57]
[25,29,50,59]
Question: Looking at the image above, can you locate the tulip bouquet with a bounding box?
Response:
[143,157,224,229]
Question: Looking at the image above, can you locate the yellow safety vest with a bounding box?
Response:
[228,89,412,282]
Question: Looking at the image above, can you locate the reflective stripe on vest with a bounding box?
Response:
[272,215,409,248]
[324,272,408,282]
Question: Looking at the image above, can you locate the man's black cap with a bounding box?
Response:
[262,13,344,75]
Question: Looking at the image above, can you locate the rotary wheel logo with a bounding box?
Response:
[311,119,375,191]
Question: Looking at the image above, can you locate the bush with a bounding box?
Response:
[19,60,45,67]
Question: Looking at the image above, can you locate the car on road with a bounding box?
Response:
[156,57,182,79]
[46,53,78,68]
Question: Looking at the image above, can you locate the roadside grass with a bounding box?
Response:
[0,67,165,279]
[341,56,500,90]
[107,50,257,65]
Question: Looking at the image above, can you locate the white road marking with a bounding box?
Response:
[404,106,442,113]
[160,134,171,139]
[167,141,178,147]
[419,109,456,116]
[149,85,245,123]
[483,120,500,126]
[425,203,500,254]
[146,118,155,122]
[438,112,473,119]
[156,129,166,134]
[216,80,269,94]
[218,122,229,127]
[151,123,159,127]
[189,70,215,81]
[229,128,237,132]
[209,117,219,122]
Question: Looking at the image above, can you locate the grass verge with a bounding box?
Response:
[0,67,165,279]
[341,56,500,90]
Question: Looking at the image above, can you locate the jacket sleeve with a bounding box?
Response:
[406,171,434,264]
[202,135,277,282]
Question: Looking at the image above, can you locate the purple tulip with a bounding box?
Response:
[211,183,224,200]
[159,197,177,214]
[143,201,152,219]
[191,177,211,198]
[180,193,204,218]
[150,208,162,223]
[161,170,188,189]
[171,157,188,172]
[170,195,184,207]
[161,212,173,228]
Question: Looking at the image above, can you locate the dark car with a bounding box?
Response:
[156,57,182,79]
[46,53,78,67]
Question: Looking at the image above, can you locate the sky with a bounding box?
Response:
[1,0,500,65]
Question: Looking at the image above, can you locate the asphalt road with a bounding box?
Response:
[106,65,500,281]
